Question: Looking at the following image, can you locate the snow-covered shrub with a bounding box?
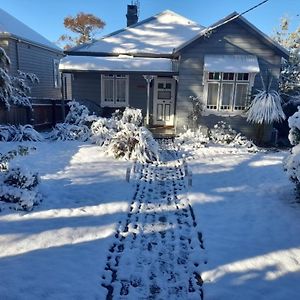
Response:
[121,107,143,126]
[48,123,90,141]
[247,90,286,124]
[107,123,159,163]
[0,147,41,211]
[48,101,97,141]
[209,121,238,144]
[287,106,300,145]
[65,100,91,125]
[90,117,118,146]
[0,124,43,142]
[0,47,39,110]
[134,127,160,163]
[176,127,209,151]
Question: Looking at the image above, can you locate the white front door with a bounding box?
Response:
[153,77,175,126]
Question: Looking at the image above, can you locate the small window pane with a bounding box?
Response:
[158,83,164,89]
[235,84,248,110]
[104,78,114,102]
[237,73,249,81]
[223,73,234,81]
[220,83,234,110]
[209,72,220,80]
[115,78,126,102]
[165,83,172,89]
[207,82,219,109]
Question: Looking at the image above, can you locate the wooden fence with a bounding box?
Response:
[0,99,69,129]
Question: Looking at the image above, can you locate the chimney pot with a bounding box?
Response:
[126,4,138,27]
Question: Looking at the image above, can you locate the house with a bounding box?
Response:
[59,6,289,140]
[0,8,63,100]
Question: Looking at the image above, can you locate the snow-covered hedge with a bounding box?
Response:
[176,128,209,152]
[0,146,41,211]
[0,124,43,142]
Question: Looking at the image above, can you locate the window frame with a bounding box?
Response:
[101,74,129,108]
[204,72,253,113]
[53,59,61,89]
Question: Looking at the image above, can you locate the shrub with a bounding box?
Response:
[47,123,90,141]
[0,124,43,142]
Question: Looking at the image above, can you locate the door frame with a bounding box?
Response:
[153,77,176,126]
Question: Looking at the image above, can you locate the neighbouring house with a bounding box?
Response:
[59,6,289,140]
[0,8,64,126]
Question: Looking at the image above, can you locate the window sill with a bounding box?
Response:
[202,109,247,118]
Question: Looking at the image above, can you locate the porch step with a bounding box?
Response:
[148,127,176,139]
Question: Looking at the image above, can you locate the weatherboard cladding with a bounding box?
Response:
[175,18,283,129]
[7,38,63,99]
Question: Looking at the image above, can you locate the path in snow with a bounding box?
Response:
[101,140,205,299]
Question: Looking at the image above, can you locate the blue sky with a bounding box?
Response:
[0,0,299,44]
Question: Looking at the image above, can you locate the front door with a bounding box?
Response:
[153,77,176,126]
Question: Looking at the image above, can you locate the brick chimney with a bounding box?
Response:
[126,4,138,27]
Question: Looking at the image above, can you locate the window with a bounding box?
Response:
[101,74,129,107]
[205,72,251,111]
[53,59,61,88]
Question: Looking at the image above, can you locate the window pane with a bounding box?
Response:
[115,78,126,102]
[237,73,249,81]
[165,83,172,89]
[158,83,164,89]
[207,83,219,109]
[104,78,114,102]
[209,72,220,80]
[220,83,233,110]
[235,84,248,110]
[165,104,171,121]
[157,104,163,121]
[223,73,234,80]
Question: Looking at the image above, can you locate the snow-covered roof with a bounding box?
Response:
[71,10,205,55]
[204,55,260,73]
[59,56,175,73]
[0,8,62,52]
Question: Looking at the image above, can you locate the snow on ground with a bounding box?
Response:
[0,141,300,299]
[189,145,300,300]
[0,141,133,299]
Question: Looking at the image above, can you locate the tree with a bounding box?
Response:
[0,47,38,110]
[58,12,106,50]
[272,17,300,95]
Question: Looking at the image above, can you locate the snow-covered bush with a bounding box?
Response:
[188,96,204,126]
[90,117,118,146]
[48,123,90,141]
[176,127,209,151]
[121,107,143,126]
[0,124,43,142]
[247,90,286,124]
[287,106,300,145]
[48,101,96,141]
[0,147,41,211]
[106,123,159,163]
[209,121,238,144]
[0,47,39,110]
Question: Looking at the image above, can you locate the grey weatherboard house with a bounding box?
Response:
[59,8,289,140]
[0,8,63,100]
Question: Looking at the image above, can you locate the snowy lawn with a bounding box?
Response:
[0,141,133,299]
[189,145,300,300]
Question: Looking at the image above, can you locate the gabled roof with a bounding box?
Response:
[175,12,289,59]
[70,10,204,55]
[0,8,62,52]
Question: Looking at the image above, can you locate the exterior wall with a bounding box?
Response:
[70,72,153,121]
[5,38,63,99]
[176,19,282,142]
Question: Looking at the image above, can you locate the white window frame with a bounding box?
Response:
[204,71,256,113]
[53,59,61,88]
[101,74,129,107]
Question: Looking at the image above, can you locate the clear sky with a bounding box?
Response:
[0,0,299,46]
